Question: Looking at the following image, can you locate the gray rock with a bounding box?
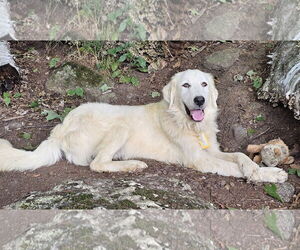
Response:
[232,124,248,143]
[46,62,116,102]
[275,182,295,203]
[6,177,214,210]
[206,48,241,70]
[205,11,241,40]
[2,210,216,250]
[273,210,295,240]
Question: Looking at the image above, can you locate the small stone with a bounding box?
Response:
[225,184,230,190]
[220,180,226,186]
[275,182,295,203]
[232,124,248,143]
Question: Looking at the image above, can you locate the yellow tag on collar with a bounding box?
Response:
[197,133,210,149]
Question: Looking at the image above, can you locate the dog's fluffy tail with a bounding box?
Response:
[0,138,62,171]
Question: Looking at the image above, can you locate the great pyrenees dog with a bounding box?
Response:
[0,69,287,183]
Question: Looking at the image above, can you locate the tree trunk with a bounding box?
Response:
[270,0,300,40]
[258,42,300,120]
[0,0,16,39]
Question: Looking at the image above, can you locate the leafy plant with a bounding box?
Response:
[264,184,283,202]
[41,107,74,122]
[264,212,283,239]
[151,91,161,98]
[21,132,32,140]
[255,114,265,121]
[288,168,300,177]
[29,100,39,108]
[13,93,22,98]
[41,110,62,121]
[247,128,256,136]
[247,70,263,90]
[100,84,113,92]
[49,57,60,68]
[67,87,84,97]
[3,92,11,106]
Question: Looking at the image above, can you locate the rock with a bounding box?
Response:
[273,210,295,240]
[232,124,248,143]
[46,62,116,102]
[261,143,289,168]
[6,177,214,209]
[275,182,295,203]
[2,210,216,250]
[206,48,241,70]
[205,11,241,40]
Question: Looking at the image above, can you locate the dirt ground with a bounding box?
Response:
[0,41,299,209]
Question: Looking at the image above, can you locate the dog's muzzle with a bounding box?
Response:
[184,104,205,122]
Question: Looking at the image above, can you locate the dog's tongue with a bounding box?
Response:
[190,110,204,122]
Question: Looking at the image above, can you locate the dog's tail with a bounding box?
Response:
[0,128,62,171]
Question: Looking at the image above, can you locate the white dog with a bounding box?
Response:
[0,69,288,182]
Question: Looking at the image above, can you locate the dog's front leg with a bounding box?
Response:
[186,150,245,178]
[209,150,288,183]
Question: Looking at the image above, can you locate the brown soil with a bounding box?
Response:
[0,41,299,209]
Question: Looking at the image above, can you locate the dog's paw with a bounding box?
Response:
[128,160,148,172]
[249,167,288,183]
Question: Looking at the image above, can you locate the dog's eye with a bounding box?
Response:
[201,82,208,87]
[182,83,191,88]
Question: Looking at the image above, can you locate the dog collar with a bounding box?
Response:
[196,132,210,149]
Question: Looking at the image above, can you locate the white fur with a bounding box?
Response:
[0,70,288,183]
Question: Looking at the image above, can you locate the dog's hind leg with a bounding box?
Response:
[89,129,148,173]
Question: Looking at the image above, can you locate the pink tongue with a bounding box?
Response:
[190,110,204,122]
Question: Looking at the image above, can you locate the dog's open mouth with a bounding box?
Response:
[184,104,205,122]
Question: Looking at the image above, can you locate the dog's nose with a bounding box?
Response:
[194,96,205,107]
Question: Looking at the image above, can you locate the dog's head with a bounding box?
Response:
[163,69,218,122]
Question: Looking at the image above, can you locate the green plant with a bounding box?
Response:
[49,57,60,68]
[247,70,263,90]
[2,92,11,106]
[288,168,300,177]
[41,107,74,122]
[100,84,113,92]
[21,132,32,140]
[13,93,22,98]
[264,184,283,202]
[247,128,256,136]
[67,87,84,97]
[151,91,161,98]
[255,114,265,121]
[264,212,283,239]
[29,100,39,108]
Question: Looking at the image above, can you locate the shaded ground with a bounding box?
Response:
[0,41,299,209]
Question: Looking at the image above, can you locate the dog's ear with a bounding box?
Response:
[162,78,177,107]
[207,73,218,108]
